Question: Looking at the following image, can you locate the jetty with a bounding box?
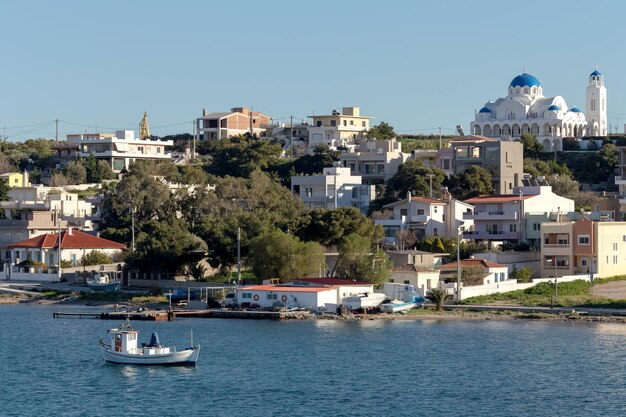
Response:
[53,308,312,321]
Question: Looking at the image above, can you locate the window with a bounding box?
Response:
[507,111,516,119]
[591,99,596,111]
[533,223,540,231]
[350,120,354,126]
[352,188,358,199]
[316,121,322,127]
[434,206,438,213]
[443,159,450,169]
[613,242,618,251]
[433,228,438,236]
[613,255,618,264]
[404,280,410,285]
[510,224,517,232]
[578,235,590,245]
[343,120,347,126]
[361,121,366,127]
[400,209,408,217]
[581,259,587,266]
[442,214,446,222]
[267,293,278,300]
[242,292,252,299]
[417,209,425,215]
[330,120,337,127]
[377,164,385,174]
[306,187,313,197]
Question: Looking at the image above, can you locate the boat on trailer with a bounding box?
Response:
[87,272,121,292]
[341,292,387,311]
[99,323,200,366]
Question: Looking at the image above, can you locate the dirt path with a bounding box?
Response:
[591,281,626,300]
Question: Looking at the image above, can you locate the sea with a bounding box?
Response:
[0,304,624,417]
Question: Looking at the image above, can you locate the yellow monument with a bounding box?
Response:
[139,112,150,140]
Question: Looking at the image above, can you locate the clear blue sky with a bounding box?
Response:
[2,0,625,140]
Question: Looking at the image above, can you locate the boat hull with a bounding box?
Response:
[380,302,417,313]
[88,282,121,292]
[101,346,200,366]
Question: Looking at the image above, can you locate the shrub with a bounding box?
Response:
[81,250,113,266]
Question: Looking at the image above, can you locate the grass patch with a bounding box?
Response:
[461,279,626,308]
[592,275,626,285]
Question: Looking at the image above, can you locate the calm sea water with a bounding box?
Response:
[0,305,624,417]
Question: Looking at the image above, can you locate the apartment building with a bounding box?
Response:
[290,167,374,214]
[376,193,473,246]
[196,107,271,140]
[541,217,626,278]
[463,184,574,246]
[308,107,372,149]
[340,139,411,184]
[450,135,523,194]
[64,130,173,173]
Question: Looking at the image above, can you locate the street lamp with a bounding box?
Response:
[457,221,465,301]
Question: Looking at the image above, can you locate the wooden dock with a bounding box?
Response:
[53,309,312,321]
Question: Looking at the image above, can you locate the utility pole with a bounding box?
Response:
[131,207,136,253]
[237,227,241,286]
[428,173,435,198]
[55,119,59,143]
[192,119,196,159]
[438,126,442,150]
[290,115,294,157]
[57,209,62,281]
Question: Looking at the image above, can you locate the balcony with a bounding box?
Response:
[463,211,518,221]
[409,215,429,223]
[615,176,626,186]
[463,230,519,240]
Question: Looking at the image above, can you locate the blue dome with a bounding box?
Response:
[479,107,492,113]
[509,73,541,88]
[569,106,582,113]
[547,105,560,111]
[590,70,602,77]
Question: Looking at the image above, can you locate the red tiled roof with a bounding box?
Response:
[291,278,372,286]
[240,285,333,293]
[441,259,506,269]
[8,230,126,250]
[464,194,533,203]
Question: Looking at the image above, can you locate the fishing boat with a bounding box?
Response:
[86,272,121,292]
[341,292,387,311]
[99,323,200,366]
[380,296,424,313]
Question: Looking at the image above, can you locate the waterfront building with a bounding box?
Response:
[62,130,173,173]
[340,138,410,184]
[234,285,338,310]
[389,264,440,296]
[307,107,372,149]
[440,259,509,285]
[290,166,374,213]
[540,217,626,278]
[470,70,607,151]
[450,135,523,195]
[196,107,271,140]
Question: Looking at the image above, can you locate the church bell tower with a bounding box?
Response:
[586,69,607,136]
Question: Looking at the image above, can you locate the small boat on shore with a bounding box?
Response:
[380,296,424,313]
[99,323,200,366]
[87,272,121,292]
[341,292,387,311]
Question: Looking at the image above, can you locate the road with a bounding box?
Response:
[446,304,626,317]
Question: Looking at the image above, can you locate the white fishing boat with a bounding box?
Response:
[99,323,200,366]
[380,296,424,313]
[87,272,121,292]
[341,292,387,311]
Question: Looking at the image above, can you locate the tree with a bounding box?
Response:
[203,136,282,178]
[510,266,533,283]
[80,250,113,266]
[247,228,325,282]
[519,133,544,158]
[546,174,579,200]
[333,233,391,284]
[425,288,452,311]
[126,218,207,273]
[447,165,493,200]
[63,160,87,184]
[597,143,618,181]
[395,229,417,250]
[384,160,446,201]
[295,207,383,248]
[368,122,396,140]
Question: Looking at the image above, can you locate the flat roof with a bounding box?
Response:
[240,285,334,293]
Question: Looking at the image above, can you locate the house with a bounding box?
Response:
[308,107,372,149]
[388,264,440,296]
[450,135,523,194]
[440,259,509,285]
[7,228,125,268]
[62,130,173,173]
[463,184,574,246]
[376,193,473,245]
[0,211,67,263]
[540,217,626,278]
[1,186,95,231]
[263,122,310,157]
[196,107,271,140]
[290,167,375,213]
[0,172,30,188]
[340,139,411,184]
[385,250,447,270]
[412,148,454,177]
[234,285,338,310]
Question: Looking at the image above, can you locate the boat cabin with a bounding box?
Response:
[106,325,173,355]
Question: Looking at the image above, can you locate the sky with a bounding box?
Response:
[2,0,626,141]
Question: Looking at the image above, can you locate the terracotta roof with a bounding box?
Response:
[384,196,446,208]
[291,278,372,286]
[239,285,333,293]
[464,194,533,203]
[8,230,126,250]
[441,259,506,269]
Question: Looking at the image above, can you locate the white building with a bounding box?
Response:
[66,130,173,173]
[471,70,607,151]
[340,139,411,184]
[291,167,375,213]
[308,107,372,149]
[376,194,474,245]
[441,259,509,285]
[234,285,338,310]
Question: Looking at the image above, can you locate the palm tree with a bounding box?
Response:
[426,288,452,311]
[187,263,207,281]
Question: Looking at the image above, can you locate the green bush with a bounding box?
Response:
[81,250,113,266]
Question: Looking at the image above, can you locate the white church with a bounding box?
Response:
[470,70,607,151]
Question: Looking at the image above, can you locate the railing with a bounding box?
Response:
[543,244,570,248]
